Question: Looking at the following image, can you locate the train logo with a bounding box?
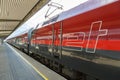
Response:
[64,21,108,53]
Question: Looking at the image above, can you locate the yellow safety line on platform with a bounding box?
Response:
[6,43,48,80]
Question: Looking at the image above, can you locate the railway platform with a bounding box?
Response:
[0,43,66,80]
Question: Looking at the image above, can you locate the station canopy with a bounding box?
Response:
[0,0,49,38]
[4,0,88,40]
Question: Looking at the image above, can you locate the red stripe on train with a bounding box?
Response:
[31,40,120,51]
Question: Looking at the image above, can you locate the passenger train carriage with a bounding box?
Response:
[7,0,120,80]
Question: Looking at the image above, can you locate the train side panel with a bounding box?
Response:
[61,1,120,80]
[31,1,120,80]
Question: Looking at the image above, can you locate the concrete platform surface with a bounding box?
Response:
[0,43,67,80]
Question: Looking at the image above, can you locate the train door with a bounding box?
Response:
[52,22,62,59]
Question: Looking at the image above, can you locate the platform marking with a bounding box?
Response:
[6,43,48,80]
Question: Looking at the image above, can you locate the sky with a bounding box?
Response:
[6,0,88,40]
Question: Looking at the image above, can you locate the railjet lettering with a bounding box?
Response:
[64,21,108,53]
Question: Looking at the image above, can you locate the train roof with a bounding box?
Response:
[41,0,117,27]
[6,0,117,40]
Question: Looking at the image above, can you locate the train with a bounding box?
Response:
[7,0,120,80]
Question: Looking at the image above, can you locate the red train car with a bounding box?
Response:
[7,0,120,80]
